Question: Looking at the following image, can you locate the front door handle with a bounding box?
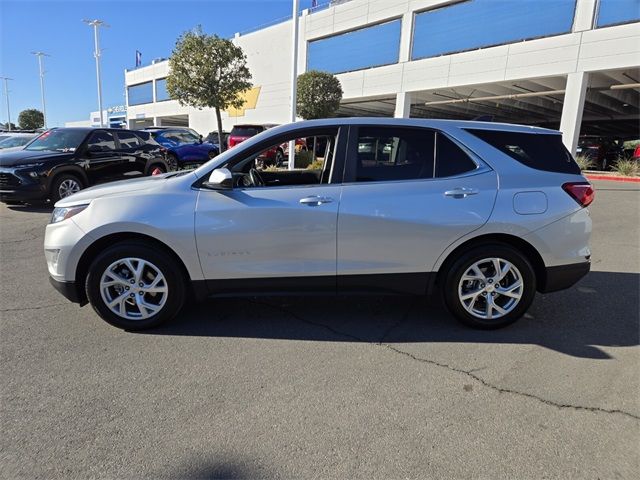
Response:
[444,188,479,199]
[299,196,334,206]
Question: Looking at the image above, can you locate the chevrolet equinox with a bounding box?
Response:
[44,119,593,330]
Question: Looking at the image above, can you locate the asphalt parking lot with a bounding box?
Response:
[1,180,639,479]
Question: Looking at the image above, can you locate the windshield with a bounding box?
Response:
[25,129,87,152]
[0,136,36,148]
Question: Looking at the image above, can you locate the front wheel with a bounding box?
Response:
[85,242,185,330]
[50,174,84,204]
[442,244,536,329]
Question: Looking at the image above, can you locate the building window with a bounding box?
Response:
[127,81,153,106]
[596,0,640,27]
[412,0,577,61]
[307,19,401,74]
[156,78,170,102]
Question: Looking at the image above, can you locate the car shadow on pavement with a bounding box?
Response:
[7,204,53,213]
[144,271,639,359]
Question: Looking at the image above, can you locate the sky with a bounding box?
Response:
[0,0,318,127]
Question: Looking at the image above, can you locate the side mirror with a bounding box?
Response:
[204,168,233,190]
[198,135,204,144]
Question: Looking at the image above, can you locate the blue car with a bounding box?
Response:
[143,127,219,169]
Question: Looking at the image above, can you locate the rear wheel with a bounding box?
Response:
[208,150,217,160]
[50,173,84,204]
[275,149,285,167]
[85,241,186,330]
[442,244,536,329]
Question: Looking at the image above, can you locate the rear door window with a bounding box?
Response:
[353,127,435,182]
[86,131,117,151]
[466,129,580,174]
[116,131,140,149]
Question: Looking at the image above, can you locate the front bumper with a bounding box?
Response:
[49,276,86,305]
[0,169,47,202]
[540,261,590,293]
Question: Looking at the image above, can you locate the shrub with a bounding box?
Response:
[295,150,315,168]
[574,154,594,171]
[613,158,639,177]
[306,158,324,170]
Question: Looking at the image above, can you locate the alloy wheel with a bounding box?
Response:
[457,257,523,320]
[99,257,168,321]
[58,179,81,198]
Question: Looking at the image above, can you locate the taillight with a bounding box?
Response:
[562,182,594,207]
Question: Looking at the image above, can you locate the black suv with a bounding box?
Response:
[0,127,171,204]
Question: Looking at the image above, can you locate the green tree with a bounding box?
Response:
[18,109,44,129]
[296,70,343,162]
[166,26,252,152]
[296,70,343,120]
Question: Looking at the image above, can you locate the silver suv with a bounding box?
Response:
[44,119,593,330]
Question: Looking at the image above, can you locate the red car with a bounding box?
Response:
[228,124,306,167]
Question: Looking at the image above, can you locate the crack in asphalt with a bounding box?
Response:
[0,226,43,244]
[249,299,640,422]
[0,303,69,313]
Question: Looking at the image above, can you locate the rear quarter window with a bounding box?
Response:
[466,129,581,174]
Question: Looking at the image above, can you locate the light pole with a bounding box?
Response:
[0,76,12,130]
[83,19,109,127]
[288,0,300,170]
[31,51,50,128]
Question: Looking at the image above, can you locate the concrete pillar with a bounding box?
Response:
[398,10,414,62]
[560,71,590,155]
[573,0,597,32]
[394,91,412,118]
[298,9,309,73]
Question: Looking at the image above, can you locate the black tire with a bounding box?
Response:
[166,153,179,171]
[601,158,608,171]
[275,149,285,167]
[207,150,217,160]
[85,241,186,330]
[442,244,536,329]
[50,173,84,204]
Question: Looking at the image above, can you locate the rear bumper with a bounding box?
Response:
[49,276,86,305]
[540,261,590,293]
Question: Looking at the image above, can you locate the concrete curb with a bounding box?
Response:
[585,174,640,183]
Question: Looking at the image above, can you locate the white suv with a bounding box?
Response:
[44,119,593,330]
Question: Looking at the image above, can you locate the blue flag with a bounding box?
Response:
[135,50,142,68]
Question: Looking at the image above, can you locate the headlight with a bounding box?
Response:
[50,204,88,224]
[15,163,44,178]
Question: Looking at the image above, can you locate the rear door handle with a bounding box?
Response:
[444,188,479,199]
[299,196,334,206]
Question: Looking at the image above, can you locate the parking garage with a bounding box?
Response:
[336,68,639,146]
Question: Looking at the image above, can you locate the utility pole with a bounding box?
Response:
[83,19,109,127]
[288,0,300,170]
[31,51,50,128]
[0,76,12,130]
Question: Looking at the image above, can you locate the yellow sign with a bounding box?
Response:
[226,86,261,117]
